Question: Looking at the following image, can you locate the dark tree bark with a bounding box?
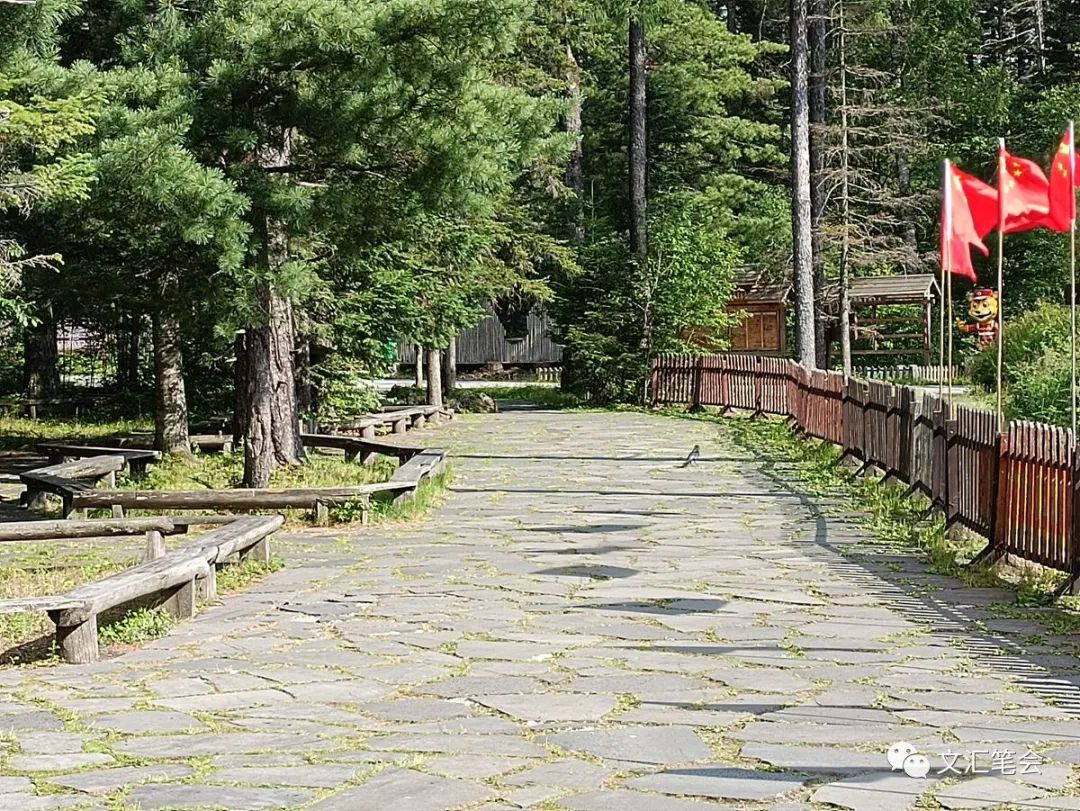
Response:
[809,0,828,367]
[23,304,59,398]
[628,7,648,259]
[790,0,817,367]
[152,305,190,455]
[232,330,249,448]
[425,347,443,408]
[243,279,305,488]
[441,338,457,393]
[566,43,586,244]
[242,130,306,487]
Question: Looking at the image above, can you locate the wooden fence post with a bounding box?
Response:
[690,356,703,412]
[971,431,1008,567]
[1064,435,1080,594]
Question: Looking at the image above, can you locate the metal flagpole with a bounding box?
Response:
[945,161,955,410]
[939,160,948,401]
[996,138,1006,431]
[1070,120,1077,437]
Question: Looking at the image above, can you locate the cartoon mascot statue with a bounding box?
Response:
[956,288,999,348]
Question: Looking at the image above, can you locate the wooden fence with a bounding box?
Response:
[650,353,1080,589]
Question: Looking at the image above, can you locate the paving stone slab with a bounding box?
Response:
[47,764,194,795]
[740,742,886,774]
[8,752,115,772]
[627,766,806,800]
[307,768,493,810]
[559,789,724,810]
[812,772,940,811]
[87,710,205,735]
[547,726,712,765]
[933,776,1047,809]
[472,693,617,722]
[208,764,363,788]
[127,784,313,810]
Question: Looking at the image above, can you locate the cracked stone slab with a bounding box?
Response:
[560,789,723,810]
[307,768,493,810]
[547,726,712,765]
[8,752,115,772]
[740,742,886,774]
[46,764,194,795]
[208,764,365,788]
[127,784,313,810]
[87,710,205,735]
[472,693,617,722]
[812,772,940,811]
[627,766,807,800]
[933,776,1047,809]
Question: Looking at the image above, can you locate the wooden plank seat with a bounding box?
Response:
[36,443,160,476]
[388,449,447,504]
[20,455,127,514]
[300,433,422,465]
[91,434,234,454]
[69,482,412,525]
[0,517,178,542]
[0,514,283,663]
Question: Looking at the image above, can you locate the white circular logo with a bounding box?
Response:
[902,753,931,778]
[887,741,917,771]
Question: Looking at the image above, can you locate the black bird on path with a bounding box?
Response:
[679,444,700,468]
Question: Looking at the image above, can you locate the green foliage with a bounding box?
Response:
[556,204,742,403]
[970,302,1070,389]
[98,607,174,646]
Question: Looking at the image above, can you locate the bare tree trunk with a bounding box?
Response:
[152,306,190,455]
[629,7,648,259]
[441,338,457,393]
[414,345,425,387]
[243,131,305,487]
[566,44,586,244]
[809,0,828,367]
[790,0,817,368]
[425,348,443,408]
[23,304,59,398]
[232,330,248,448]
[838,0,853,375]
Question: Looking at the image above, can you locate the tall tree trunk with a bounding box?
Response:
[23,304,59,398]
[790,0,817,368]
[628,7,648,259]
[243,131,305,487]
[809,0,828,367]
[232,330,248,448]
[566,43,586,244]
[414,345,425,387]
[441,338,457,394]
[152,305,190,455]
[838,0,853,375]
[425,348,443,408]
[243,280,305,487]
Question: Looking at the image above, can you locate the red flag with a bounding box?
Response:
[1041,126,1076,232]
[953,166,998,240]
[999,146,1052,234]
[942,162,991,283]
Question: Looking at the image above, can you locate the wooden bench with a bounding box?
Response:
[0,515,283,663]
[388,449,447,504]
[20,455,127,515]
[36,443,160,477]
[300,433,421,465]
[69,482,411,525]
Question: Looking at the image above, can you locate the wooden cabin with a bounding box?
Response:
[396,304,562,368]
[725,269,791,355]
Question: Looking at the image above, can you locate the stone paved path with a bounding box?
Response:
[2,410,1080,810]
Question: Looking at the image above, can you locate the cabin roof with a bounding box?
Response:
[731,268,792,304]
[847,273,940,304]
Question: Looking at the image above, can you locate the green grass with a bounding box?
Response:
[97,607,175,646]
[0,414,152,452]
[119,450,398,491]
[215,554,285,592]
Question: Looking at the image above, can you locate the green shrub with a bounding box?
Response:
[970,302,1070,390]
[1008,347,1072,426]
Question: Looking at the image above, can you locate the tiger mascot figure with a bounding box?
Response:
[956,288,999,348]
